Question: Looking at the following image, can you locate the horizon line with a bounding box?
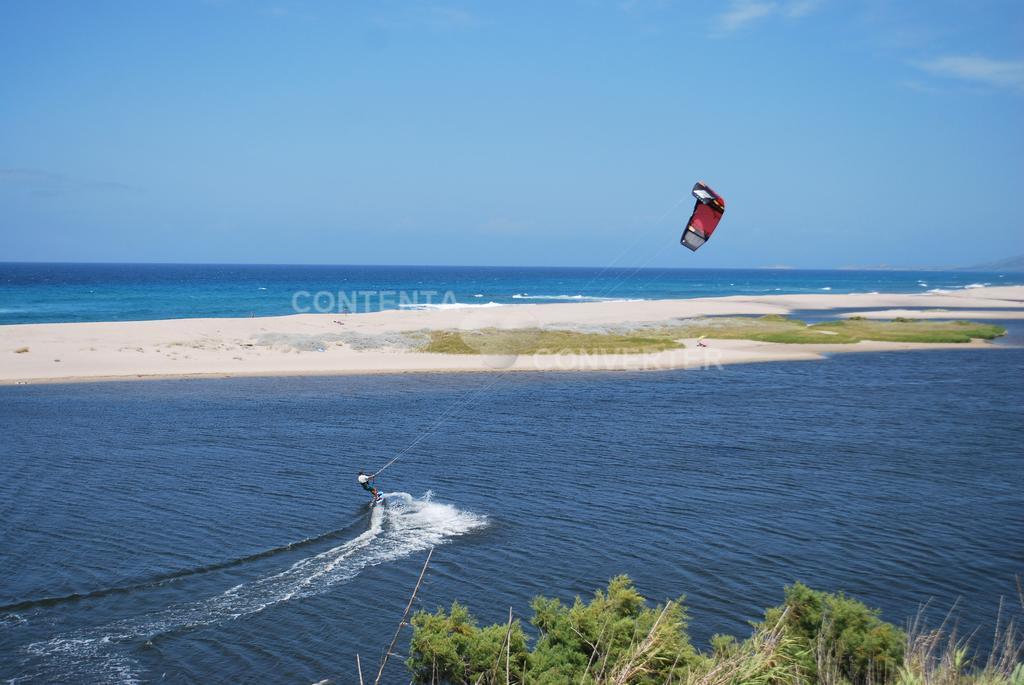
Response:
[0,260,1015,273]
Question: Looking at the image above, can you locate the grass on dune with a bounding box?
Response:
[814,317,1006,343]
[417,317,1006,355]
[663,315,858,344]
[666,316,1006,345]
[421,328,685,355]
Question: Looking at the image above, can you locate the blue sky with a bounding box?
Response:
[1,1,1022,268]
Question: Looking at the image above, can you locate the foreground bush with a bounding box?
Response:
[408,576,697,684]
[405,576,1023,685]
[762,582,905,683]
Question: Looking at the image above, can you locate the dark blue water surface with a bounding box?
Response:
[1,262,1019,324]
[2,345,1022,683]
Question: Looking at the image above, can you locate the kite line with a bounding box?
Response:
[371,187,708,478]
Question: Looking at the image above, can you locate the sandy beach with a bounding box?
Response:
[2,286,1021,384]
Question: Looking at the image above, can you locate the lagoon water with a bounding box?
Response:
[2,345,1022,683]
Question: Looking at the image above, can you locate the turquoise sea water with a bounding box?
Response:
[1,262,1019,324]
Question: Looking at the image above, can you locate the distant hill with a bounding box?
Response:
[834,254,1024,272]
[959,254,1024,272]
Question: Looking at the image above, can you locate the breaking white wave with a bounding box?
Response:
[927,284,991,295]
[820,287,832,291]
[511,294,643,302]
[399,301,503,310]
[26,492,485,683]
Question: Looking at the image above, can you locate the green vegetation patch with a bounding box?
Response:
[664,315,858,344]
[406,577,1020,685]
[408,576,699,685]
[763,581,905,684]
[421,328,685,355]
[813,318,1006,343]
[417,317,1006,355]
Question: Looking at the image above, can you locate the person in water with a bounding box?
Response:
[358,470,381,503]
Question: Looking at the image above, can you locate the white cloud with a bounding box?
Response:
[260,6,291,18]
[427,6,479,29]
[916,55,1024,92]
[716,1,777,32]
[784,0,822,18]
[714,0,822,34]
[372,5,482,32]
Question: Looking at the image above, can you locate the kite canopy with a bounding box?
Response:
[680,181,725,252]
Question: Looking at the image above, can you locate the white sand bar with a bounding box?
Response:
[2,286,1021,384]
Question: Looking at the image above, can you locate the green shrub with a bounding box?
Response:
[405,579,1020,685]
[763,582,905,684]
[406,576,697,684]
[528,575,698,684]
[407,602,529,684]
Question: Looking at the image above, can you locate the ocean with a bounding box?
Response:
[2,348,1023,683]
[0,262,1019,324]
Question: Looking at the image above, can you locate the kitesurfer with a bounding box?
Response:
[358,470,381,504]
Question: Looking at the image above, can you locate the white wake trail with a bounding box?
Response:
[26,492,486,683]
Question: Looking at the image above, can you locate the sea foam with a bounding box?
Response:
[25,493,485,683]
[511,294,642,302]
